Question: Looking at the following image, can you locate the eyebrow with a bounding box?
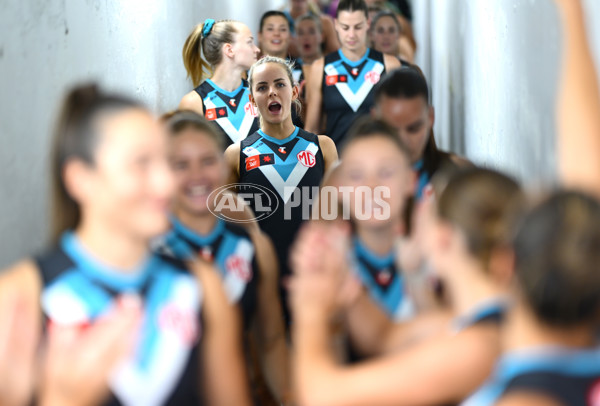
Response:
[256,78,286,86]
[340,23,364,28]
[407,119,425,129]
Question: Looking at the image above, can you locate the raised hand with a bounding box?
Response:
[289,221,354,321]
[40,295,142,406]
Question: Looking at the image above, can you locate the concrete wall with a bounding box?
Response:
[0,0,283,268]
[413,0,600,187]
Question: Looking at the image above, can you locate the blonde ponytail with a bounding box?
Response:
[182,19,239,87]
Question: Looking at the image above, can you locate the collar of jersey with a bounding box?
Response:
[258,126,299,145]
[452,298,508,333]
[170,214,225,246]
[206,78,245,97]
[338,48,370,67]
[413,159,424,171]
[353,236,395,267]
[497,345,600,380]
[61,231,153,291]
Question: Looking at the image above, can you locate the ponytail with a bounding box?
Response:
[182,19,239,87]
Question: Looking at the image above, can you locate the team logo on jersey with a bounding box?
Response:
[297,150,316,168]
[376,268,393,287]
[325,74,348,86]
[245,153,275,171]
[225,254,253,282]
[229,98,236,107]
[205,107,228,121]
[365,71,381,85]
[199,246,213,262]
[278,146,287,154]
[351,67,359,76]
[244,102,258,117]
[158,304,199,345]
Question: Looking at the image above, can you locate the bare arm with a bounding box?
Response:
[295,317,498,406]
[224,142,241,185]
[192,260,251,406]
[343,291,395,356]
[305,58,325,134]
[318,135,339,173]
[291,224,498,406]
[250,231,291,404]
[383,53,401,72]
[344,290,451,357]
[320,16,340,55]
[179,91,205,115]
[555,0,600,197]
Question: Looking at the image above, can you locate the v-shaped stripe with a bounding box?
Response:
[324,62,384,112]
[243,143,320,203]
[204,98,255,143]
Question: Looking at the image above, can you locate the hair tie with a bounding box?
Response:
[202,19,215,37]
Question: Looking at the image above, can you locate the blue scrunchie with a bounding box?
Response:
[202,18,215,37]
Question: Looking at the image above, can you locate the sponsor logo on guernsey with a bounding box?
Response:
[365,70,381,85]
[376,268,393,287]
[244,101,258,117]
[297,150,316,168]
[157,304,199,345]
[245,154,275,171]
[225,254,252,282]
[325,74,348,86]
[203,96,256,143]
[324,62,384,112]
[205,107,228,121]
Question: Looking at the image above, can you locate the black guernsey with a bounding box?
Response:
[238,127,325,322]
[35,231,203,406]
[321,48,386,146]
[194,79,259,147]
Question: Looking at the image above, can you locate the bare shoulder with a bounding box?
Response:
[224,142,241,173]
[383,53,401,71]
[448,153,474,168]
[0,259,42,297]
[179,90,204,115]
[320,14,335,27]
[318,135,339,169]
[310,57,325,75]
[318,135,337,155]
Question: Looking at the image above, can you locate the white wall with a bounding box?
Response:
[0,0,282,267]
[413,0,600,187]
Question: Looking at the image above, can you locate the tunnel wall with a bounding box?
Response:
[0,0,283,267]
[413,0,600,187]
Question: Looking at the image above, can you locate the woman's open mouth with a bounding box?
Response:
[268,101,282,114]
